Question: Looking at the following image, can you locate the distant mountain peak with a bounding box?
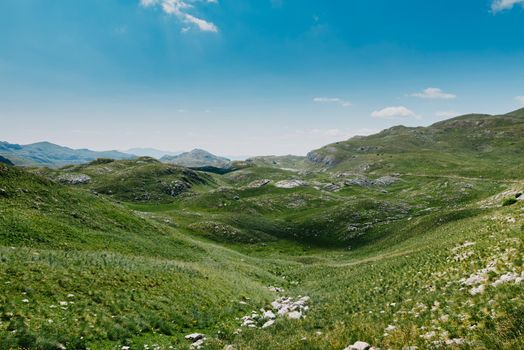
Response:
[161,149,230,168]
[0,140,135,167]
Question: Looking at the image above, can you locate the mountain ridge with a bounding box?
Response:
[161,148,231,168]
[0,141,135,167]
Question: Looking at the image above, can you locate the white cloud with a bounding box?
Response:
[313,97,352,107]
[435,111,458,118]
[140,0,218,32]
[516,96,524,105]
[371,106,418,119]
[411,87,456,100]
[491,0,524,12]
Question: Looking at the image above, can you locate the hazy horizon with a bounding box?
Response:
[2,0,524,156]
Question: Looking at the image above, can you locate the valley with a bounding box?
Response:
[1,111,523,349]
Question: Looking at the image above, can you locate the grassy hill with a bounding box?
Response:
[1,110,524,349]
[161,149,231,168]
[34,157,216,203]
[307,108,524,179]
[0,141,134,167]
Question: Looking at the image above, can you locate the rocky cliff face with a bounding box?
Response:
[306,150,338,167]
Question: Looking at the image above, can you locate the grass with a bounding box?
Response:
[1,111,524,349]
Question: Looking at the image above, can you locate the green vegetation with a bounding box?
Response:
[1,110,524,349]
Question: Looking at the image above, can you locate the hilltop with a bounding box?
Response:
[307,108,524,179]
[161,149,231,168]
[36,157,216,203]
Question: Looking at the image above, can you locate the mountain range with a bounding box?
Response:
[0,141,134,167]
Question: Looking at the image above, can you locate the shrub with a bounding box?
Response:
[502,197,518,206]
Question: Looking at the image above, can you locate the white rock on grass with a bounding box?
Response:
[469,284,486,295]
[384,324,397,332]
[240,295,310,328]
[262,320,275,329]
[263,310,276,319]
[344,341,371,350]
[190,339,205,349]
[275,180,307,189]
[491,272,519,287]
[185,333,205,342]
[286,311,302,319]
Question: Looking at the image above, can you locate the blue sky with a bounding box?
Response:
[1,0,524,156]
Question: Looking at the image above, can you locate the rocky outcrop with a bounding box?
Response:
[345,175,399,187]
[306,150,338,167]
[239,292,310,330]
[247,179,271,188]
[343,341,377,350]
[275,180,307,189]
[57,174,91,185]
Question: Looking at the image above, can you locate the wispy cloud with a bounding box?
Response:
[371,106,418,119]
[411,87,456,100]
[313,97,352,107]
[491,0,524,12]
[516,96,524,105]
[140,0,218,32]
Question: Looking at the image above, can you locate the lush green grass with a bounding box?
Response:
[1,111,524,349]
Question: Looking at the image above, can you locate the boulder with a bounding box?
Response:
[262,320,275,328]
[248,179,271,188]
[185,333,205,342]
[344,341,371,350]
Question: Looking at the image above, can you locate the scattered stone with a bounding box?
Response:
[262,320,275,328]
[185,333,204,342]
[491,272,521,287]
[286,311,302,319]
[57,174,91,185]
[190,339,205,349]
[344,341,371,350]
[263,310,276,319]
[323,183,341,192]
[275,180,307,189]
[240,295,310,329]
[384,324,396,332]
[344,175,399,188]
[247,179,271,188]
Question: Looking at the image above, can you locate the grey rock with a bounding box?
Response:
[247,179,271,188]
[275,180,307,189]
[185,333,205,342]
[57,174,91,185]
[344,341,371,350]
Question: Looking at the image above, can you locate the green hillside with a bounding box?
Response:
[34,157,216,203]
[1,110,524,349]
[307,109,524,179]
